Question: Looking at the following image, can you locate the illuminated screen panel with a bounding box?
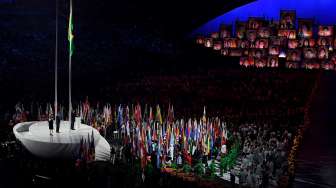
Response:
[196,36,205,44]
[286,62,300,69]
[248,17,265,30]
[221,48,229,56]
[258,27,271,38]
[318,26,334,37]
[219,24,232,38]
[213,41,222,51]
[229,49,243,57]
[237,40,250,49]
[298,19,313,38]
[247,30,257,42]
[280,10,296,29]
[303,48,317,59]
[287,49,302,61]
[299,38,315,48]
[270,37,287,46]
[278,30,296,39]
[256,39,269,49]
[236,21,247,39]
[302,60,321,69]
[211,32,219,39]
[249,49,266,58]
[223,38,238,48]
[204,38,213,48]
[240,57,255,67]
[331,53,336,65]
[255,58,267,68]
[288,39,299,49]
[269,45,280,55]
[318,47,329,59]
[317,37,333,46]
[268,56,279,67]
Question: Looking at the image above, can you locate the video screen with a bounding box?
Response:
[211,32,219,39]
[288,39,299,49]
[223,38,237,48]
[229,49,243,57]
[258,27,271,38]
[318,26,334,37]
[299,38,316,48]
[302,60,321,69]
[255,58,267,68]
[270,37,287,46]
[331,53,336,65]
[317,37,333,46]
[269,45,280,55]
[196,36,205,44]
[268,56,279,67]
[236,21,247,39]
[318,47,329,59]
[247,30,257,42]
[213,41,222,51]
[298,19,313,38]
[286,62,299,69]
[256,39,269,49]
[204,38,213,48]
[287,49,301,61]
[303,48,317,59]
[240,57,255,67]
[280,10,296,29]
[278,30,296,39]
[221,48,229,56]
[219,24,232,38]
[248,17,265,30]
[322,63,334,70]
[249,49,266,58]
[237,40,250,49]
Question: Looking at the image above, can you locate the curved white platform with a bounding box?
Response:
[13,121,110,161]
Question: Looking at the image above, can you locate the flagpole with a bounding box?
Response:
[54,0,58,119]
[68,0,72,128]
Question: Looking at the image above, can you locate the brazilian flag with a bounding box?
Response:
[68,1,74,57]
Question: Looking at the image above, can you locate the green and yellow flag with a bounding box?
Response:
[68,0,74,57]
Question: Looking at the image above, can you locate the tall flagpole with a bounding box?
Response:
[54,0,58,119]
[68,0,72,128]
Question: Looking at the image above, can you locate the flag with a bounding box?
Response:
[68,0,74,57]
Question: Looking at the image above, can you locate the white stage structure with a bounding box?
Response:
[13,121,110,161]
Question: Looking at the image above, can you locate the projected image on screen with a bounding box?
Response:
[280,10,296,29]
[286,62,299,69]
[303,48,317,59]
[249,49,266,58]
[237,40,250,49]
[269,45,280,55]
[330,53,336,65]
[318,26,334,37]
[236,21,246,39]
[213,41,222,51]
[288,39,299,49]
[219,24,232,38]
[255,58,267,68]
[298,19,313,38]
[211,32,219,39]
[204,38,213,48]
[278,30,296,39]
[318,47,329,59]
[299,39,315,47]
[248,17,264,30]
[240,57,254,67]
[287,49,301,61]
[229,49,243,57]
[196,36,205,44]
[256,39,269,49]
[258,27,271,38]
[302,60,321,69]
[247,30,257,42]
[318,37,332,46]
[221,48,229,56]
[268,56,279,67]
[270,37,287,46]
[223,38,237,48]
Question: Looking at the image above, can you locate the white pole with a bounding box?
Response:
[54,0,58,118]
[68,0,72,128]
